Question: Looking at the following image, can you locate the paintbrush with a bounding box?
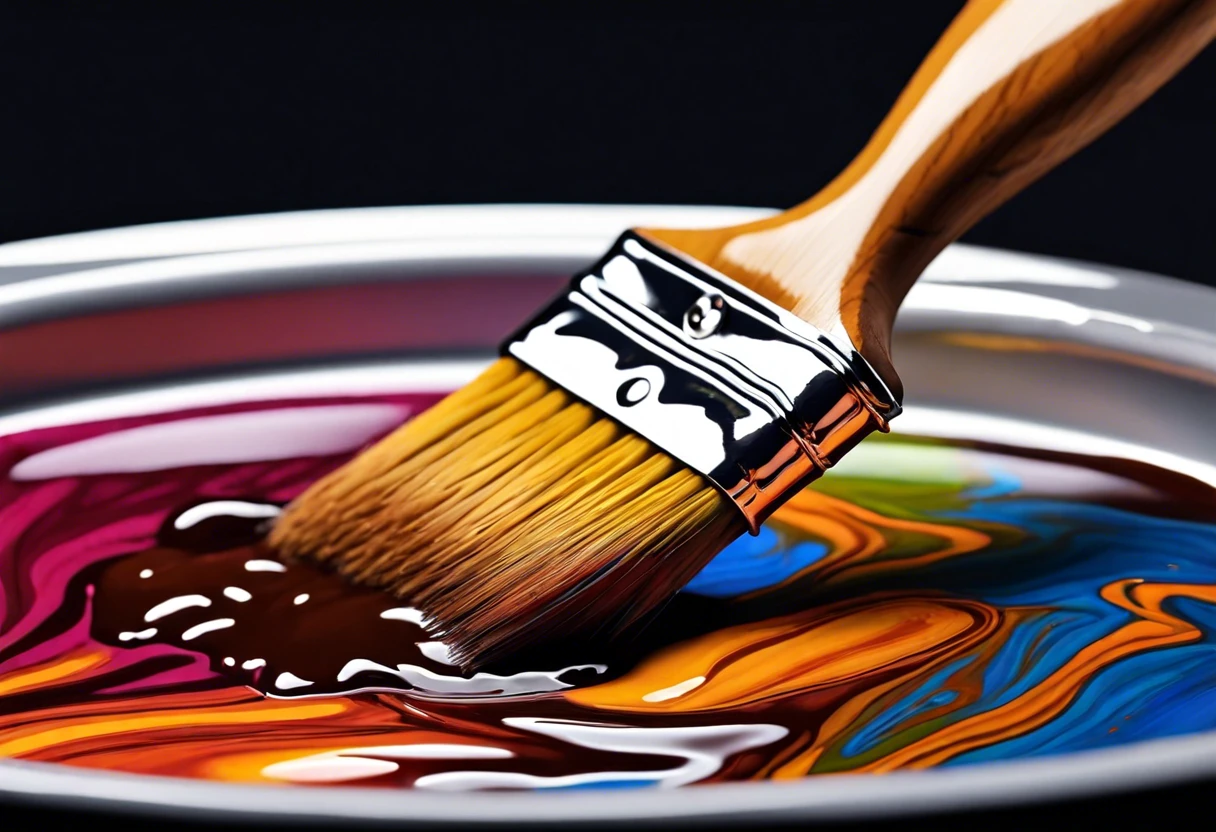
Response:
[271,0,1216,669]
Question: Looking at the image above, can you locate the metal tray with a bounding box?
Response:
[1,204,1215,827]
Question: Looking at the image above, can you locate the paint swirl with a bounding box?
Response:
[2,380,1215,789]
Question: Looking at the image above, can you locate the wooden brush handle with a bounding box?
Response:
[643,0,1216,397]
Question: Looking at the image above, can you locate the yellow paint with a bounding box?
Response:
[0,651,107,697]
[0,700,346,759]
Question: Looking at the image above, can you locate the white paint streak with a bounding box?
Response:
[380,607,429,626]
[117,628,157,642]
[415,720,787,790]
[643,676,707,703]
[244,560,286,573]
[274,672,314,690]
[144,594,211,623]
[260,742,512,785]
[180,618,235,641]
[174,501,281,530]
[333,658,605,698]
[416,641,457,666]
[262,756,399,784]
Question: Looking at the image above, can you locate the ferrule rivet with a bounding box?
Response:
[684,293,725,338]
[616,377,651,406]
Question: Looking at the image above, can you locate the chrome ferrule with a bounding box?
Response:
[502,231,902,533]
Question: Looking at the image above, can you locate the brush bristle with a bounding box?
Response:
[268,357,743,668]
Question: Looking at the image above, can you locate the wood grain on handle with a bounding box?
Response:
[642,0,1216,398]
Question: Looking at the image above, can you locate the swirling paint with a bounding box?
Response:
[2,384,1216,789]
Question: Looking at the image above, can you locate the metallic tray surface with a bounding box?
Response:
[1,204,1215,826]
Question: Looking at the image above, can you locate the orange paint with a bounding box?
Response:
[566,596,997,713]
[0,691,346,760]
[764,489,992,590]
[854,581,1216,771]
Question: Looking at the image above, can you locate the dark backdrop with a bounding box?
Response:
[1,3,1214,287]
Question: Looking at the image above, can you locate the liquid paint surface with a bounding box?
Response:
[2,383,1216,789]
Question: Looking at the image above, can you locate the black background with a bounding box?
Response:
[1,2,1214,288]
[0,3,1215,831]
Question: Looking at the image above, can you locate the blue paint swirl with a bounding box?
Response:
[680,451,1216,767]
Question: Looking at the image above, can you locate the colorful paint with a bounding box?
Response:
[2,376,1215,789]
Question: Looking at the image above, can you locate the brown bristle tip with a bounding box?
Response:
[268,356,745,669]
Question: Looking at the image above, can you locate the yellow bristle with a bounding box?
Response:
[269,357,744,667]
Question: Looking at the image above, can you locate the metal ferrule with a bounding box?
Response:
[502,231,903,533]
